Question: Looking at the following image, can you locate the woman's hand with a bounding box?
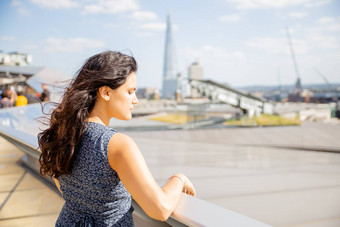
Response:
[172,174,196,197]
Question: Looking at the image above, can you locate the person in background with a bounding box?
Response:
[15,91,28,106]
[0,90,13,108]
[7,87,17,106]
[40,83,50,101]
[38,51,196,226]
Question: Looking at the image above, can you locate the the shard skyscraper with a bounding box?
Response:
[162,14,178,99]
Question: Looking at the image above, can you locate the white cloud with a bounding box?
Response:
[203,45,244,59]
[136,18,178,35]
[0,36,16,41]
[44,37,105,53]
[11,0,22,6]
[308,35,338,49]
[12,0,30,15]
[30,0,79,9]
[103,23,122,29]
[289,12,308,18]
[322,23,340,31]
[182,45,245,62]
[219,14,241,22]
[132,11,158,21]
[308,16,340,32]
[139,22,166,32]
[305,0,332,7]
[225,0,331,9]
[246,32,338,55]
[11,0,21,7]
[22,43,39,51]
[82,0,138,15]
[17,7,30,15]
[246,37,309,54]
[136,32,154,37]
[317,17,335,24]
[179,46,246,84]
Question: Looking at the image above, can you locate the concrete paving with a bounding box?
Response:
[0,121,340,226]
[0,136,63,227]
[124,121,340,227]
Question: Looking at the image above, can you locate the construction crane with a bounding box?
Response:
[314,67,330,86]
[277,67,282,101]
[285,27,302,92]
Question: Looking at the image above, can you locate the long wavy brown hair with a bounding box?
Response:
[38,51,137,178]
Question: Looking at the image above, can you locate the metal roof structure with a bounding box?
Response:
[0,65,73,102]
[0,65,42,75]
[190,79,274,116]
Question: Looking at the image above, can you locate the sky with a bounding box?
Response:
[1,0,340,89]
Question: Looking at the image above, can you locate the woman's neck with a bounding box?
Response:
[87,116,108,126]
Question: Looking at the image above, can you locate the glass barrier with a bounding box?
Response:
[0,103,272,227]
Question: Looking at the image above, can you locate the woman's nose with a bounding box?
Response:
[132,94,138,104]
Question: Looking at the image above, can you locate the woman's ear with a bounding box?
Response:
[98,86,110,101]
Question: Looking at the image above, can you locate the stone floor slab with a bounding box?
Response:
[0,191,9,208]
[0,214,59,227]
[285,218,340,227]
[209,186,340,227]
[0,188,63,219]
[0,163,24,175]
[16,173,47,191]
[0,174,25,192]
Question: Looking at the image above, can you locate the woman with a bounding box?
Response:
[38,51,196,226]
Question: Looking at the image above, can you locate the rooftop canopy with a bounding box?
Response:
[0,65,73,102]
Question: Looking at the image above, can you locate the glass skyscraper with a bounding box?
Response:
[162,14,178,99]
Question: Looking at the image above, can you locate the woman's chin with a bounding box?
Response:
[116,115,132,121]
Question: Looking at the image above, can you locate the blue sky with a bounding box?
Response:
[1,0,339,89]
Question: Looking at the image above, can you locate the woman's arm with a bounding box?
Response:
[107,133,195,221]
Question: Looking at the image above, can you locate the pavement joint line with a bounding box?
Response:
[154,169,308,182]
[0,153,17,158]
[17,160,63,196]
[0,187,49,194]
[0,211,60,221]
[281,217,340,227]
[239,144,340,153]
[204,184,340,200]
[128,137,340,153]
[0,171,27,212]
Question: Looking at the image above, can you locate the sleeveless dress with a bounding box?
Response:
[56,122,134,226]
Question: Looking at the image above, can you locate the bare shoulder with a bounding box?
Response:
[110,133,134,146]
[107,133,141,169]
[108,133,138,155]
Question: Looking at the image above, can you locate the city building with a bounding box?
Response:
[0,51,32,66]
[136,87,160,100]
[188,61,203,80]
[162,14,179,99]
[188,61,204,98]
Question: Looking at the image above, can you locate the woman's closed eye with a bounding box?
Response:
[128,89,136,95]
